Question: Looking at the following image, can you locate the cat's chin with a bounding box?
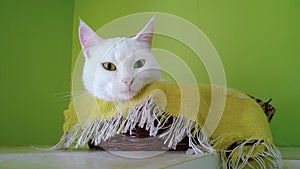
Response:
[95,89,136,102]
[91,89,137,102]
[116,90,138,101]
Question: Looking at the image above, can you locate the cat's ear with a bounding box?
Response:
[79,19,103,58]
[134,17,155,46]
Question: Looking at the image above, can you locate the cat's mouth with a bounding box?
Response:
[121,88,137,94]
[119,87,139,96]
[116,88,138,100]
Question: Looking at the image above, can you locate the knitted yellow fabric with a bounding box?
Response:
[57,81,282,168]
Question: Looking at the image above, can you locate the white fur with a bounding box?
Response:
[79,18,162,102]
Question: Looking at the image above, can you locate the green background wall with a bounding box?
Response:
[0,0,74,145]
[0,0,299,147]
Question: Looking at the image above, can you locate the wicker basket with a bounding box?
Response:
[88,117,189,151]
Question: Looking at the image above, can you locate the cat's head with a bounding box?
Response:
[79,18,162,102]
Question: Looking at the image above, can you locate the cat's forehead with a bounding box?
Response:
[102,37,149,63]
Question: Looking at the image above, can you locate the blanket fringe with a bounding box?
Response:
[52,96,214,154]
[220,140,283,169]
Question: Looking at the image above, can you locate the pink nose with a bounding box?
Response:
[122,78,133,86]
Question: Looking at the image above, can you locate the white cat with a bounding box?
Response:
[79,18,162,102]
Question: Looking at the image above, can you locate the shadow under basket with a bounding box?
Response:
[88,125,189,151]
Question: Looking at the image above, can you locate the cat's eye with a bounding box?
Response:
[102,62,117,71]
[134,59,145,68]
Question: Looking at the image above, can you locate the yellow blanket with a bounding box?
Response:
[54,82,282,168]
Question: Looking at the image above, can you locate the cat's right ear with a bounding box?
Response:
[134,17,155,46]
[79,19,103,58]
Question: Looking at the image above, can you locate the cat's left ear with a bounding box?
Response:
[134,17,155,46]
[79,19,103,58]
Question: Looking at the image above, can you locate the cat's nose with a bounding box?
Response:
[122,78,133,86]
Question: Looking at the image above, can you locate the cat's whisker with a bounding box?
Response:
[54,89,90,101]
[54,91,73,100]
